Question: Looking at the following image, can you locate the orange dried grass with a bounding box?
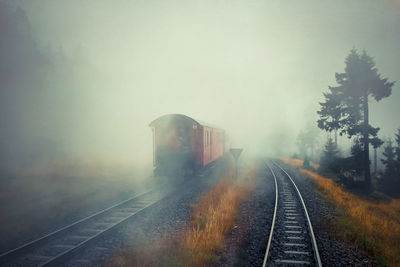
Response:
[108,164,256,267]
[179,168,255,266]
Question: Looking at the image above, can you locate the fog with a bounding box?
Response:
[1,0,400,173]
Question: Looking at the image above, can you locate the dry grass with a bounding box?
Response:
[282,157,319,170]
[280,157,400,266]
[179,171,255,266]
[108,163,256,267]
[109,235,180,267]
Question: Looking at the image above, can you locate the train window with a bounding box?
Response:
[205,131,208,146]
[210,132,212,145]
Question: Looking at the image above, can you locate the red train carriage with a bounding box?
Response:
[149,114,226,176]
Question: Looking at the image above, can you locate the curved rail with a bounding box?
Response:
[263,159,322,266]
[262,162,278,267]
[272,161,322,266]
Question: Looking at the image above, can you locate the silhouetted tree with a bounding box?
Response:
[382,140,396,177]
[317,49,394,186]
[317,91,342,145]
[395,129,400,171]
[371,137,383,175]
[297,127,319,161]
[303,156,311,170]
[297,131,308,159]
[351,138,364,175]
[381,139,400,195]
[319,137,340,174]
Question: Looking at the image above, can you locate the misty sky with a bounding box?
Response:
[7,0,400,164]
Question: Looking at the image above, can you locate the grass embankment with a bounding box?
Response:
[180,172,255,266]
[109,163,256,267]
[281,157,400,266]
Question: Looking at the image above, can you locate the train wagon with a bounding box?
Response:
[149,114,226,176]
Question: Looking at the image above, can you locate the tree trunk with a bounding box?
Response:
[363,92,371,186]
[334,129,338,146]
[374,147,377,174]
[311,146,314,162]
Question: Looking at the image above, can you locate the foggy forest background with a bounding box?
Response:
[1,0,400,179]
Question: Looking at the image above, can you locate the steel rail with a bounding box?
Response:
[262,161,278,267]
[40,198,160,267]
[272,160,322,267]
[0,189,154,264]
[0,162,219,266]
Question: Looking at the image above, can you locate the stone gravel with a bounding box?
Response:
[62,157,379,266]
[216,159,275,267]
[62,158,228,266]
[215,159,378,266]
[277,161,378,267]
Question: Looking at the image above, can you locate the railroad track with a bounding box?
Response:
[263,160,322,266]
[0,159,223,267]
[0,188,165,267]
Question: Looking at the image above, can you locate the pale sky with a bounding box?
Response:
[15,0,400,163]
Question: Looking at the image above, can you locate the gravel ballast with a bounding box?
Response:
[62,157,378,266]
[276,161,378,266]
[63,158,229,266]
[216,159,378,266]
[216,159,275,267]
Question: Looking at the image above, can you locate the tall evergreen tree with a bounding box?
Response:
[317,49,394,186]
[317,90,343,145]
[381,139,399,195]
[395,128,400,175]
[319,137,340,173]
[296,127,319,161]
[381,139,396,177]
[351,138,364,175]
[395,129,400,160]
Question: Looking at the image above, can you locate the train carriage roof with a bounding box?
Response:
[149,114,223,130]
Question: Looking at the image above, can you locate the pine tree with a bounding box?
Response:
[297,127,319,161]
[317,90,343,145]
[317,49,395,186]
[381,139,399,195]
[319,137,339,173]
[351,138,364,175]
[394,129,400,180]
[382,140,396,177]
[395,129,400,165]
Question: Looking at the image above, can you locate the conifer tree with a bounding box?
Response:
[381,139,399,195]
[351,138,364,175]
[320,137,339,173]
[395,129,400,162]
[317,49,394,186]
[382,140,396,177]
[317,90,342,145]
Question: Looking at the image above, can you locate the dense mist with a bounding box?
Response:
[1,0,399,174]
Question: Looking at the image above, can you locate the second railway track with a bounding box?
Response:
[263,160,322,267]
[0,159,223,267]
[0,189,164,267]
